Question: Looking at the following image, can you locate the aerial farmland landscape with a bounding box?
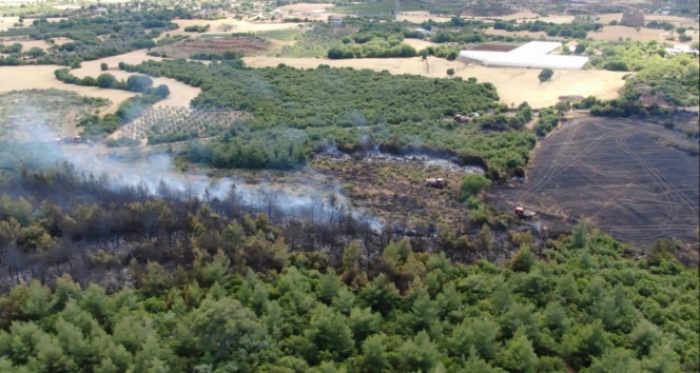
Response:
[0,0,698,372]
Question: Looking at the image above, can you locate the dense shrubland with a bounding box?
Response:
[118,59,535,176]
[0,163,696,373]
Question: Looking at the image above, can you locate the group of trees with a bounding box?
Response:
[573,40,699,109]
[116,59,538,177]
[0,6,189,66]
[493,19,600,38]
[0,161,696,372]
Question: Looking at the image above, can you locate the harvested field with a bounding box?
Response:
[242,56,626,109]
[154,35,270,59]
[468,42,522,52]
[491,117,700,246]
[0,16,19,32]
[69,50,201,109]
[401,38,440,50]
[395,11,453,23]
[164,19,304,39]
[275,3,335,12]
[8,37,71,52]
[0,65,137,114]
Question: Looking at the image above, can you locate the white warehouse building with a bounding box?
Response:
[459,41,589,69]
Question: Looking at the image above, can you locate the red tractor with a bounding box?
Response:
[454,114,470,123]
[514,206,536,220]
[426,178,446,188]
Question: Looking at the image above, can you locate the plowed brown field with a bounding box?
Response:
[491,117,700,246]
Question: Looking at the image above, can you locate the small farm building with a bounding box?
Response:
[459,41,589,69]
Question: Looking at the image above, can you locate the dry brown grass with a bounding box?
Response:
[0,65,137,114]
[242,55,626,108]
[0,16,19,32]
[275,3,335,12]
[11,37,71,52]
[487,25,698,43]
[162,19,304,40]
[395,11,452,23]
[401,38,441,49]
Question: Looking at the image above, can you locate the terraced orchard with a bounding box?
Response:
[113,106,244,145]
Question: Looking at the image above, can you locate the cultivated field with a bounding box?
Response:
[491,117,700,246]
[242,56,626,108]
[154,35,270,59]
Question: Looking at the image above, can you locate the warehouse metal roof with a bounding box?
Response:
[459,41,589,69]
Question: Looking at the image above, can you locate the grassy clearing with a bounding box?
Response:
[267,24,353,58]
[0,89,109,140]
[254,28,303,41]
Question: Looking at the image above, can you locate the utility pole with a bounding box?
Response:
[394,0,400,20]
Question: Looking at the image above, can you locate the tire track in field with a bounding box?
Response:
[519,128,625,205]
[617,132,698,213]
[615,132,698,231]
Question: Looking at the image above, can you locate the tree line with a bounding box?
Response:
[0,6,189,67]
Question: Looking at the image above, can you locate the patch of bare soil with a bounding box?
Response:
[154,35,270,59]
[490,117,700,247]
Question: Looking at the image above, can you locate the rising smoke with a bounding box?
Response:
[9,116,385,231]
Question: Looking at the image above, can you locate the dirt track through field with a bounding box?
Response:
[491,117,700,246]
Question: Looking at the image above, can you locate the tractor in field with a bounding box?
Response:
[454,114,470,123]
[514,206,536,220]
[426,177,446,188]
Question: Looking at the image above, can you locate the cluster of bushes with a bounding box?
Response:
[105,136,140,147]
[76,94,162,137]
[477,102,534,132]
[189,50,244,61]
[147,130,199,145]
[493,19,600,38]
[54,69,171,98]
[0,7,187,65]
[645,20,676,31]
[183,24,210,33]
[328,42,417,59]
[534,107,562,136]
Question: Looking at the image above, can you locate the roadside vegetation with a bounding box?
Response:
[0,165,696,373]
